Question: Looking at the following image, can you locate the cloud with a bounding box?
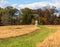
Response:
[12,2,51,9]
[0,0,9,8]
[0,0,60,10]
[12,1,60,10]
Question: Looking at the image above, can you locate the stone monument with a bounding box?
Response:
[35,20,38,25]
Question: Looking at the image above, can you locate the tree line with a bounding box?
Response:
[0,6,60,25]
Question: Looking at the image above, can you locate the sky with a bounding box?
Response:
[0,0,60,9]
[5,0,51,4]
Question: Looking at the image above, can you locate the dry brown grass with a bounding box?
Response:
[0,25,39,39]
[37,25,60,47]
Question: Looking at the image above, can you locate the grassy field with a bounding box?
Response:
[0,25,38,39]
[0,25,56,47]
[37,25,60,47]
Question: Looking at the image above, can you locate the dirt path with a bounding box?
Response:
[0,25,39,39]
[37,25,60,47]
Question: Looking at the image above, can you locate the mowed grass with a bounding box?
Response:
[0,25,56,47]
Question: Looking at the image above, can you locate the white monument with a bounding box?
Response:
[35,20,38,25]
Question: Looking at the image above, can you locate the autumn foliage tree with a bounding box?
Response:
[0,6,60,25]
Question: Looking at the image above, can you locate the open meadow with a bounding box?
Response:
[37,25,60,47]
[0,25,59,47]
[0,25,39,39]
[0,0,60,47]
